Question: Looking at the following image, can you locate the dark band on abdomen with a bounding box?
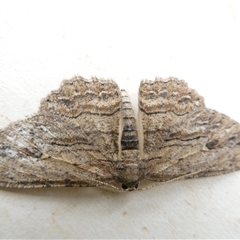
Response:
[120,90,139,150]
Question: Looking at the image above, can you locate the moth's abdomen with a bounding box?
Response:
[120,90,139,151]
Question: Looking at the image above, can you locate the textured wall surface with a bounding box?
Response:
[0,0,240,238]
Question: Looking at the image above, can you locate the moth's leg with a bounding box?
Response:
[137,169,205,191]
[138,160,238,191]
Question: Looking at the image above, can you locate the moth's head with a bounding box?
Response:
[114,162,142,191]
[121,182,139,191]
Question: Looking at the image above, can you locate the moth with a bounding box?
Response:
[0,76,240,191]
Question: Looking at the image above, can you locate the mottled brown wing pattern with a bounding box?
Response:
[139,77,240,182]
[1,76,240,190]
[0,76,121,188]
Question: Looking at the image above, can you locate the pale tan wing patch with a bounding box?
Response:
[139,77,240,182]
[0,76,121,188]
